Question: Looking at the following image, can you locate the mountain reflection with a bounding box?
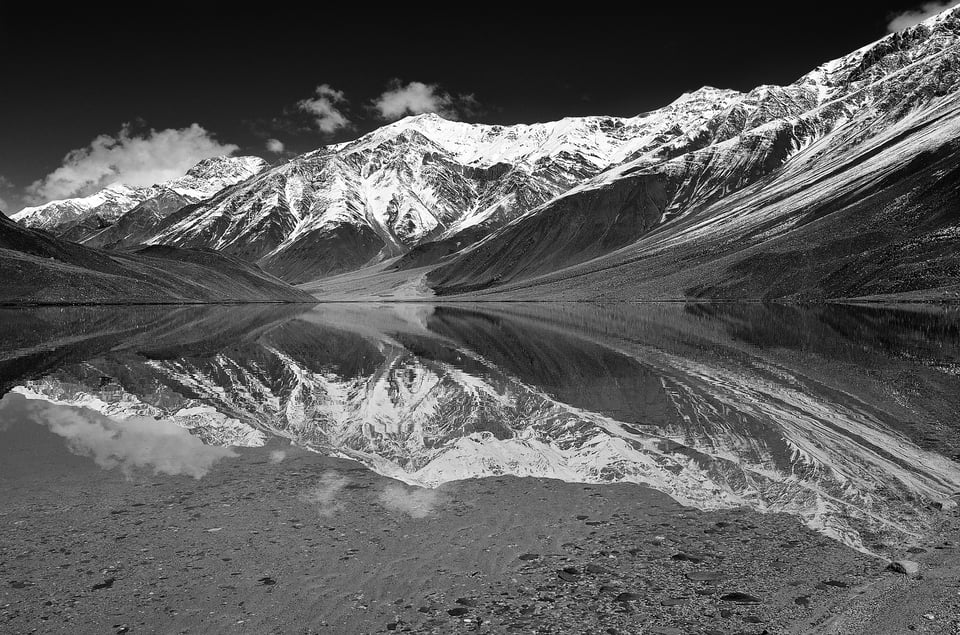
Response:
[2,302,960,551]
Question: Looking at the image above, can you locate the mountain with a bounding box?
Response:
[112,4,955,301]
[0,213,313,304]
[7,302,960,551]
[163,156,269,200]
[423,7,960,300]
[74,188,195,249]
[13,8,958,301]
[115,93,742,283]
[12,183,151,233]
[11,156,268,239]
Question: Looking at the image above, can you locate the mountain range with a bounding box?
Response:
[12,156,267,236]
[6,5,960,301]
[0,156,319,303]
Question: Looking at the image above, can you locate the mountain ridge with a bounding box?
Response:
[10,5,960,301]
[422,5,960,300]
[11,155,268,235]
[133,95,745,283]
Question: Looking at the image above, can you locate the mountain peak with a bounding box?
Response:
[668,86,742,107]
[368,112,455,135]
[921,2,960,28]
[101,182,143,194]
[405,112,448,122]
[184,155,269,180]
[391,112,462,133]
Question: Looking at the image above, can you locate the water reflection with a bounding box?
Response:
[2,302,959,551]
[300,471,351,517]
[378,483,446,518]
[0,393,237,478]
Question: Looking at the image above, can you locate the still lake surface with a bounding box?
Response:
[2,302,959,552]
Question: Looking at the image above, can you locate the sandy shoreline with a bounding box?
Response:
[6,424,957,635]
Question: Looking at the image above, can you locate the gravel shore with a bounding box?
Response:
[8,421,950,635]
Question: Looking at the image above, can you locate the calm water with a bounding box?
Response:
[2,302,960,551]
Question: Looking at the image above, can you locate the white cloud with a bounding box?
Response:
[268,449,287,463]
[26,123,237,204]
[297,84,351,133]
[888,1,960,31]
[265,138,285,154]
[372,80,480,121]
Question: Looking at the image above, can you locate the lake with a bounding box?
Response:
[3,301,959,556]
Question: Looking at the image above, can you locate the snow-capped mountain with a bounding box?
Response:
[15,5,960,299]
[11,302,960,551]
[78,3,954,300]
[12,155,268,234]
[164,155,268,200]
[120,92,742,282]
[11,183,151,232]
[427,6,960,299]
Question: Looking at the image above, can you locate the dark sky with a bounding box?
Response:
[0,2,951,212]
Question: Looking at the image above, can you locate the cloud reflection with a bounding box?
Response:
[301,471,350,516]
[25,400,236,479]
[378,483,445,518]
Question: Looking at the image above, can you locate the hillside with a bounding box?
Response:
[0,215,314,304]
[424,8,960,301]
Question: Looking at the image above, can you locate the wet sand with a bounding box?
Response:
[8,418,954,635]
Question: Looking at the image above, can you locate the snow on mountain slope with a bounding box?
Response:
[75,188,195,248]
[164,156,268,200]
[136,95,743,283]
[12,156,268,235]
[11,6,957,299]
[11,184,152,232]
[427,5,960,297]
[131,7,960,291]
